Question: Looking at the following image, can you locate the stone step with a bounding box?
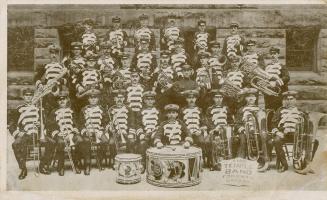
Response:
[289,85,327,100]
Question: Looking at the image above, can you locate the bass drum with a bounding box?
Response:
[146,145,202,188]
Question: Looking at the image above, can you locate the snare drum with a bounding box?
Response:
[146,145,202,188]
[114,153,143,184]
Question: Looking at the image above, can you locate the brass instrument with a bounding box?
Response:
[157,70,173,91]
[293,115,310,170]
[244,112,260,161]
[217,55,227,66]
[214,125,232,160]
[220,79,242,99]
[32,121,40,177]
[32,68,68,105]
[239,60,281,96]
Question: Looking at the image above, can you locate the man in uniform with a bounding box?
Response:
[47,89,83,176]
[10,88,55,179]
[134,14,156,51]
[222,22,245,59]
[271,91,318,174]
[131,38,157,75]
[243,40,265,68]
[105,16,128,62]
[161,14,183,51]
[193,20,213,54]
[81,18,98,55]
[35,44,68,116]
[154,104,193,148]
[264,47,290,111]
[234,88,270,172]
[206,89,233,170]
[170,38,190,78]
[79,89,110,174]
[208,41,226,88]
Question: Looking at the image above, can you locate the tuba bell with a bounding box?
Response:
[217,55,227,66]
[239,60,281,96]
[244,112,261,161]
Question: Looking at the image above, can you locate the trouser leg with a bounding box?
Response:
[237,133,247,158]
[55,137,65,170]
[12,135,29,170]
[80,136,91,168]
[274,136,288,169]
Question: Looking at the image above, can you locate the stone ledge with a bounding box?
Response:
[289,72,327,86]
[34,38,60,48]
[296,100,327,114]
[35,29,59,38]
[289,85,327,100]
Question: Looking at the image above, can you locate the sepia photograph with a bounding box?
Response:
[4,3,327,194]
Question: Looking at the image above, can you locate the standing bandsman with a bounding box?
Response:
[10,88,55,179]
[98,41,118,71]
[81,18,98,54]
[139,91,159,167]
[264,47,290,111]
[154,104,193,148]
[170,38,189,78]
[208,41,226,88]
[79,89,110,174]
[234,88,269,172]
[105,16,128,61]
[195,51,211,90]
[222,22,245,58]
[206,89,233,170]
[243,40,265,68]
[271,91,318,174]
[76,54,103,108]
[126,68,145,113]
[153,50,176,95]
[131,38,157,74]
[47,90,83,176]
[35,44,68,115]
[181,89,208,165]
[134,14,156,51]
[114,53,132,88]
[193,20,213,54]
[161,14,183,51]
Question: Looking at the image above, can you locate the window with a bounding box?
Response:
[286,27,319,71]
[7,27,34,71]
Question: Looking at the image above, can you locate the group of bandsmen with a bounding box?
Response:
[8,14,318,180]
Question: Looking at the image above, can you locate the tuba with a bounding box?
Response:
[220,79,242,99]
[217,55,227,66]
[293,114,313,170]
[244,112,261,161]
[239,60,281,96]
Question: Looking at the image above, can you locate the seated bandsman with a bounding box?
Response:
[243,40,265,68]
[271,91,318,174]
[47,89,83,176]
[264,47,290,111]
[134,14,156,51]
[193,20,213,53]
[79,89,110,174]
[222,22,245,58]
[206,89,233,171]
[81,18,98,54]
[35,44,68,115]
[104,16,128,61]
[181,89,208,164]
[154,104,193,149]
[208,41,226,88]
[161,14,183,51]
[9,88,55,179]
[131,37,157,75]
[108,89,142,156]
[234,88,269,172]
[170,38,189,78]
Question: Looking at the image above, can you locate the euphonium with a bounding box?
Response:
[239,61,281,96]
[217,55,227,66]
[244,112,260,161]
[32,68,68,105]
[220,78,242,99]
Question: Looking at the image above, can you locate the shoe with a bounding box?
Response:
[75,167,81,174]
[39,165,51,175]
[18,168,27,180]
[277,165,287,173]
[84,166,90,176]
[258,162,269,173]
[59,168,64,176]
